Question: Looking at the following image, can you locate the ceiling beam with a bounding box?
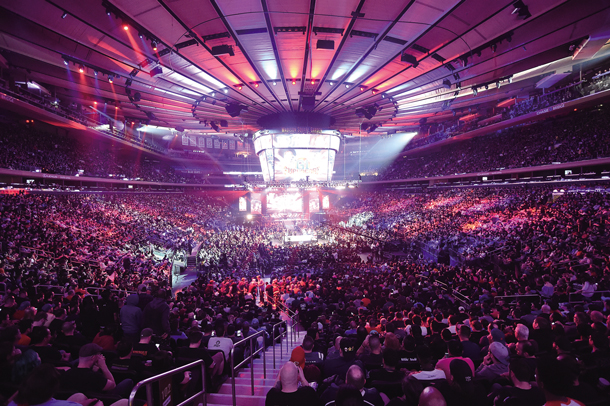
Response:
[205,0,289,112]
[296,0,316,111]
[313,0,417,110]
[155,0,279,114]
[259,0,294,112]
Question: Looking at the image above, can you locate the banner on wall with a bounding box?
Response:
[206,138,213,148]
[222,140,229,149]
[229,140,235,150]
[238,196,247,212]
[182,135,189,146]
[322,195,330,210]
[189,135,197,146]
[214,139,220,149]
[198,137,205,148]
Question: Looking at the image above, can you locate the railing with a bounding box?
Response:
[128,359,206,406]
[494,294,541,306]
[230,330,267,406]
[271,320,288,370]
[569,290,610,303]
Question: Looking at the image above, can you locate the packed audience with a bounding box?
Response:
[0,183,608,406]
[383,106,610,180]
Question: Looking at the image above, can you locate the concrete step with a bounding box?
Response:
[237,372,273,379]
[232,377,278,386]
[218,384,272,396]
[207,393,266,406]
[240,368,280,375]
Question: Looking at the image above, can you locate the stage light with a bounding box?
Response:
[115,106,118,109]
[211,91,216,97]
[311,80,315,85]
[139,33,143,39]
[123,24,129,31]
[106,8,111,16]
[108,75,114,83]
[94,70,98,76]
[94,101,97,105]
[223,88,228,94]
[78,65,84,73]
[381,94,385,98]
[272,81,277,86]
[61,12,68,19]
[63,59,69,66]
[329,81,334,86]
[360,86,365,92]
[345,84,350,89]
[292,79,297,85]
[246,214,253,220]
[152,41,158,51]
[496,81,501,89]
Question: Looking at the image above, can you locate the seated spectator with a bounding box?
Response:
[265,361,319,406]
[55,322,88,355]
[302,335,324,366]
[357,334,383,370]
[175,330,223,378]
[489,357,545,406]
[435,341,474,379]
[120,294,142,343]
[9,364,126,406]
[536,357,584,406]
[457,326,481,361]
[475,342,509,381]
[369,349,404,383]
[131,328,158,359]
[409,347,446,381]
[419,387,447,406]
[321,365,383,406]
[323,338,362,380]
[207,323,233,362]
[60,343,133,397]
[29,326,69,364]
[109,341,144,375]
[439,358,487,406]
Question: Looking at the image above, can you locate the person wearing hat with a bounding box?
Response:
[489,357,545,406]
[132,328,159,358]
[60,343,133,397]
[323,338,363,380]
[290,346,307,369]
[438,358,487,406]
[475,342,509,381]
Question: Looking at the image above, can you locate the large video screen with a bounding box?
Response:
[253,131,341,182]
[267,192,303,213]
[251,193,262,214]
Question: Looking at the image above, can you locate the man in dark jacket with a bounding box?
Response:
[120,293,142,343]
[142,290,170,337]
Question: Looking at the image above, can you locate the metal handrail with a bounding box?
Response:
[230,329,267,406]
[494,294,541,305]
[271,320,289,370]
[127,359,206,406]
[568,290,610,303]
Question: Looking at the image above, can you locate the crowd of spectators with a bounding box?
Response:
[0,183,609,405]
[382,106,610,180]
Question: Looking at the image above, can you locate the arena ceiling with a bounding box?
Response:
[1,0,610,137]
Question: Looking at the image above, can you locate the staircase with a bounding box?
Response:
[207,328,307,406]
[185,255,197,271]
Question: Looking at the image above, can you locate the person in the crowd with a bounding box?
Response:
[265,361,319,406]
[489,357,545,406]
[120,294,142,343]
[60,343,133,397]
[409,347,446,381]
[475,342,509,381]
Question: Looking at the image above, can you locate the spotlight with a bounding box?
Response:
[106,8,112,16]
[63,59,69,66]
[211,91,216,96]
[329,81,334,86]
[272,81,277,86]
[345,83,350,89]
[94,70,98,76]
[79,65,85,73]
[381,94,386,98]
[139,33,143,39]
[508,76,513,84]
[123,24,129,31]
[108,75,114,84]
[223,88,228,94]
[292,79,297,85]
[61,12,68,19]
[491,44,497,53]
[94,101,97,105]
[485,84,489,90]
[360,86,365,92]
[152,41,158,51]
[496,81,501,89]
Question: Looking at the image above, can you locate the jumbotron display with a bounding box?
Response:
[253,130,341,182]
